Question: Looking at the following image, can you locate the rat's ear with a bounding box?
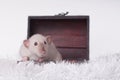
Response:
[23,40,29,48]
[46,36,52,44]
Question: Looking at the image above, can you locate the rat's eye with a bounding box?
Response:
[44,41,47,44]
[34,42,38,46]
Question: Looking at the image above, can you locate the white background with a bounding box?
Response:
[0,0,120,60]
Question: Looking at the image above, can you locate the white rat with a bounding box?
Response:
[19,34,62,63]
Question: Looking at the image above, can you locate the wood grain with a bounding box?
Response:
[28,16,89,60]
[57,48,88,59]
[30,19,87,48]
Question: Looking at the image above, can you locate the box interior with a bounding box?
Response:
[28,16,89,61]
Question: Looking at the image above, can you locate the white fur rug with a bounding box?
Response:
[0,53,120,80]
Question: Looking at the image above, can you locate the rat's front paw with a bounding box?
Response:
[37,58,44,62]
[22,56,29,61]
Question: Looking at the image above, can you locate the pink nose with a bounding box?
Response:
[42,47,45,51]
[40,47,45,54]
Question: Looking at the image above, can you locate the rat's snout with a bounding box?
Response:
[41,47,45,51]
[38,43,46,54]
[39,47,46,54]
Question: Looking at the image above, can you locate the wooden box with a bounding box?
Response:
[28,16,89,61]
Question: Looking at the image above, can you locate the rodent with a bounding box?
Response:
[19,34,62,63]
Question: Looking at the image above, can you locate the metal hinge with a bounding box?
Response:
[55,12,69,16]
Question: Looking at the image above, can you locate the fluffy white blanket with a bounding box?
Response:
[0,53,120,80]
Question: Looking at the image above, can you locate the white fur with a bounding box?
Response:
[0,53,120,80]
[19,34,62,62]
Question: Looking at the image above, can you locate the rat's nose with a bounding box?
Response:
[40,47,45,54]
[41,47,45,51]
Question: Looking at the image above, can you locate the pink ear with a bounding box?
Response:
[23,40,29,48]
[46,36,52,44]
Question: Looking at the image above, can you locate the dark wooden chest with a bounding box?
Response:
[28,16,89,61]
